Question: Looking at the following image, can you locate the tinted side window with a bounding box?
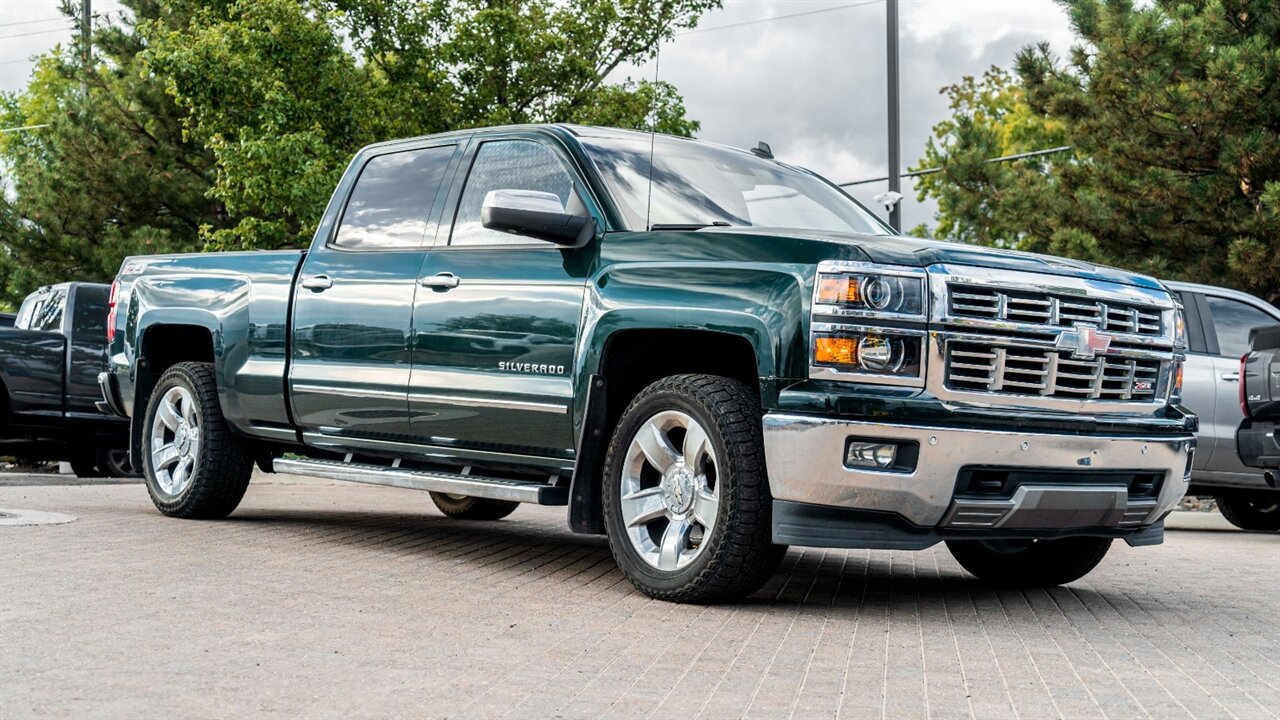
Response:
[451,140,580,247]
[14,293,44,330]
[333,145,454,251]
[1205,295,1278,358]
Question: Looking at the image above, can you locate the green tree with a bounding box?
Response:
[916,0,1280,295]
[142,0,716,251]
[912,67,1067,247]
[0,1,218,307]
[0,0,715,305]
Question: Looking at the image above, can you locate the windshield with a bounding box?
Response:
[580,135,891,235]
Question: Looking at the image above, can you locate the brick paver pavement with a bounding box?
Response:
[1,474,1277,719]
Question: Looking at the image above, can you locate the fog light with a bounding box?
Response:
[846,441,898,469]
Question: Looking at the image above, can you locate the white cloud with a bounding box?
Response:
[2,0,1077,232]
[613,0,1075,230]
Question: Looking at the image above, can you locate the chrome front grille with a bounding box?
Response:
[948,285,1164,337]
[945,340,1163,401]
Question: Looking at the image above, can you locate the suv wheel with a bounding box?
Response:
[602,374,785,603]
[142,362,254,519]
[1216,493,1280,532]
[946,537,1112,586]
[429,492,519,520]
[98,448,140,478]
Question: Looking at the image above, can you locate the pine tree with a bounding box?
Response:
[916,0,1280,296]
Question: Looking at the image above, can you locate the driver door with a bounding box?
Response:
[408,138,595,461]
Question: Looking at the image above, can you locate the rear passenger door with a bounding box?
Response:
[290,142,461,444]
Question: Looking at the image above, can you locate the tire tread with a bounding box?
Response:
[144,362,253,519]
[603,374,785,603]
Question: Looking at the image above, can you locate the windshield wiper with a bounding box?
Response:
[648,221,734,231]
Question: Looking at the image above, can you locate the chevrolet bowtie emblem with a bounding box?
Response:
[1056,323,1113,360]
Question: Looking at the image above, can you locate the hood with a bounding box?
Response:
[709,227,1167,293]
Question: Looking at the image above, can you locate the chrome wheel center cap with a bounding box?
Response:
[175,425,191,455]
[660,463,696,515]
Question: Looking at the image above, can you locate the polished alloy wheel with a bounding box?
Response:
[149,385,200,496]
[619,410,719,571]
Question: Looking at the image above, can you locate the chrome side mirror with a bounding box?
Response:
[480,189,595,247]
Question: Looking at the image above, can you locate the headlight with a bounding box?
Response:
[811,324,925,385]
[814,267,926,318]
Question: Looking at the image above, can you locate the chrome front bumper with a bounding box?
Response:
[762,413,1194,530]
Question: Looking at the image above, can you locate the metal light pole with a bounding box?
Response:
[885,0,902,232]
[81,0,91,97]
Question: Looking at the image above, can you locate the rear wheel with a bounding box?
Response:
[602,374,785,603]
[429,492,519,520]
[142,362,254,519]
[1216,493,1280,532]
[946,537,1112,587]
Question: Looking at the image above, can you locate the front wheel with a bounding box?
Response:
[946,537,1112,587]
[1216,493,1280,532]
[142,362,254,519]
[602,374,786,603]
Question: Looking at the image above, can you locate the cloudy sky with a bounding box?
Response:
[0,0,1077,230]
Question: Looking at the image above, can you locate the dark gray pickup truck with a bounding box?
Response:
[1234,325,1280,530]
[1,283,133,477]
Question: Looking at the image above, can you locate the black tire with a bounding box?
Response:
[142,362,254,519]
[1216,493,1280,532]
[601,374,786,603]
[429,492,520,520]
[68,453,104,478]
[97,448,140,478]
[946,537,1112,587]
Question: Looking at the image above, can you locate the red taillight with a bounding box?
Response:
[1240,353,1250,419]
[106,280,119,342]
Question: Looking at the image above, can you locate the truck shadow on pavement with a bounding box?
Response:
[210,507,1203,612]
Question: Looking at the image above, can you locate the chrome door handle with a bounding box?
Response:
[419,273,461,290]
[301,275,333,291]
[1221,372,1240,381]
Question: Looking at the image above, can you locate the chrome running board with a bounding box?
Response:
[271,458,568,505]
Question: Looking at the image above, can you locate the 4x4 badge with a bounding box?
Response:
[1055,323,1113,360]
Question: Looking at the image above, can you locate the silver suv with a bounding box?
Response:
[1164,281,1280,530]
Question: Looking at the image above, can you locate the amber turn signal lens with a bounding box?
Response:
[1174,361,1184,395]
[815,336,858,365]
[816,275,861,305]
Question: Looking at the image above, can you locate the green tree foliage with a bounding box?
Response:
[0,0,715,304]
[916,0,1280,295]
[141,0,716,251]
[0,1,217,306]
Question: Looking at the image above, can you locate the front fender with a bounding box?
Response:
[573,264,811,416]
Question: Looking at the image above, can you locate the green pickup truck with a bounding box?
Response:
[101,124,1196,602]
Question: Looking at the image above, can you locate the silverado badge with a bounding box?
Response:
[1056,324,1114,360]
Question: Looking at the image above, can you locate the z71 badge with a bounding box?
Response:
[498,361,565,375]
